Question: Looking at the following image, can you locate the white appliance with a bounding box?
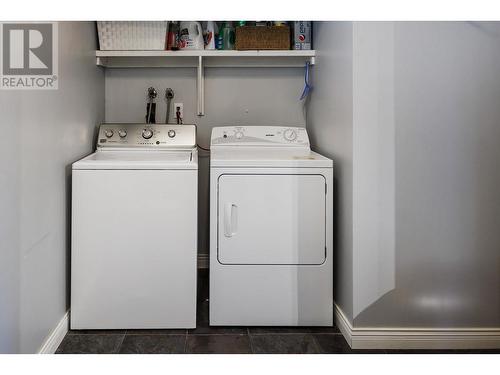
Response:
[71,124,198,329]
[209,126,333,326]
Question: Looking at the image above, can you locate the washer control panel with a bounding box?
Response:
[211,126,309,147]
[97,124,196,149]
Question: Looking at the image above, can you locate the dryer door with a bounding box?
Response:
[217,174,326,265]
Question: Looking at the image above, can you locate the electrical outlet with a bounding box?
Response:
[174,103,184,120]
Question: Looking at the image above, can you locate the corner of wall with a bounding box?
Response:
[307,21,355,323]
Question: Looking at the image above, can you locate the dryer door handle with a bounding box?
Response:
[224,203,238,237]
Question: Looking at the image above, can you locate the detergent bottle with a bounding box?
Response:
[179,21,204,50]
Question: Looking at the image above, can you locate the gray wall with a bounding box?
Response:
[306,21,354,323]
[355,21,500,328]
[0,92,20,352]
[0,22,104,353]
[352,22,396,319]
[105,67,306,254]
[309,21,500,329]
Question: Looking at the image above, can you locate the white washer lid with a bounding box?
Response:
[210,147,332,168]
[73,150,198,170]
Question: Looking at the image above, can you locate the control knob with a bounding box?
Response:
[104,129,114,138]
[283,129,297,142]
[168,130,176,138]
[235,131,243,139]
[118,130,127,138]
[142,129,154,139]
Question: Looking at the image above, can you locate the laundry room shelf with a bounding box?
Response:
[95,50,316,68]
[95,50,315,117]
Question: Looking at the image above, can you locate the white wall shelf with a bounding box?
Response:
[96,50,316,68]
[95,50,315,116]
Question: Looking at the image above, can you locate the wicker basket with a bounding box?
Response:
[235,26,290,50]
[97,21,169,50]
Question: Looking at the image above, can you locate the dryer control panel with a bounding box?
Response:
[211,126,310,147]
[97,124,196,149]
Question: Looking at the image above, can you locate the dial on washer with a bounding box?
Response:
[142,129,153,139]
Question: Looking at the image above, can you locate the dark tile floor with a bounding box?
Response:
[56,270,500,354]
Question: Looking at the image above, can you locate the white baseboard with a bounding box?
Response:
[334,303,353,347]
[38,311,69,354]
[334,304,500,350]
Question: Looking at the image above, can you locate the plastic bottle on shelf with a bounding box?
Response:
[166,21,179,50]
[204,21,216,50]
[215,22,224,50]
[221,21,235,50]
[178,21,204,50]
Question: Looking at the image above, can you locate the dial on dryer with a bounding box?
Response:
[283,129,297,141]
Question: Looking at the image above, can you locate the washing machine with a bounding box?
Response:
[209,126,333,326]
[71,123,197,329]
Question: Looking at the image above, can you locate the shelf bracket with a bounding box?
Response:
[197,55,205,116]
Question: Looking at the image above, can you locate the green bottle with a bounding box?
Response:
[221,21,235,50]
